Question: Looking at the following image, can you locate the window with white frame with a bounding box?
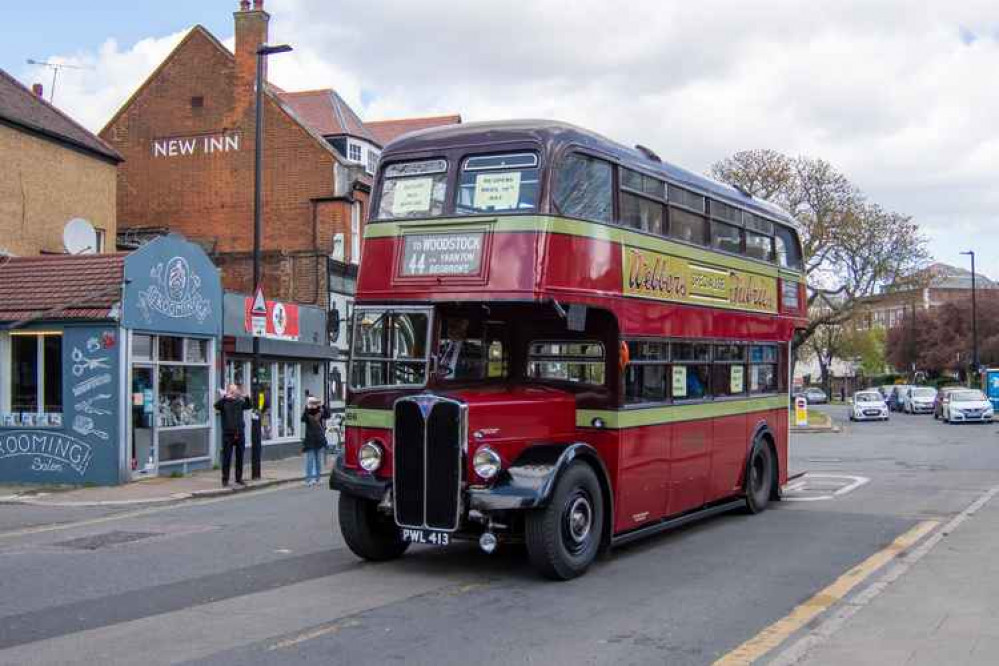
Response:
[348,142,363,162]
[224,359,301,443]
[8,332,62,416]
[366,149,379,175]
[351,202,361,265]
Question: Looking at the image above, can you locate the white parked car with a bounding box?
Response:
[903,387,937,415]
[943,389,994,424]
[850,390,889,422]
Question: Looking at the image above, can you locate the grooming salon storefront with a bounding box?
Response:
[0,235,222,485]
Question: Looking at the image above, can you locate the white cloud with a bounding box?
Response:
[24,0,999,271]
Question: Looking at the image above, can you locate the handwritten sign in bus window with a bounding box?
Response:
[391,177,434,216]
[730,365,744,394]
[473,172,521,210]
[401,232,485,276]
[672,366,687,398]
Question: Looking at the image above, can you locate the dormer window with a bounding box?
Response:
[348,142,363,162]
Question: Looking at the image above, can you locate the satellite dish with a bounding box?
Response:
[63,218,97,254]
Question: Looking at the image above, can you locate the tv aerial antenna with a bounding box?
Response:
[25,59,92,104]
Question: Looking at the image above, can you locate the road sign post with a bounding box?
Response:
[250,286,267,480]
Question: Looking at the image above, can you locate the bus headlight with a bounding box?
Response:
[473,446,502,480]
[358,440,384,472]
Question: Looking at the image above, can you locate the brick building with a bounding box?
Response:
[855,262,997,330]
[0,68,121,257]
[99,0,460,410]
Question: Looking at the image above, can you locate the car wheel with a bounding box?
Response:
[338,493,410,562]
[525,462,604,581]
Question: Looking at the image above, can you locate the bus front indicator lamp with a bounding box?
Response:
[473,446,502,480]
[358,440,384,472]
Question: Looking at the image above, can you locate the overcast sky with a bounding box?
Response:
[6,0,998,275]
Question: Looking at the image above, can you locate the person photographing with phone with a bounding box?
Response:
[302,396,331,486]
[215,384,251,487]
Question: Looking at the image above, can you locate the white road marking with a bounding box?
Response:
[783,473,870,502]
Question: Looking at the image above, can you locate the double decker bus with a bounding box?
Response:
[331,120,807,580]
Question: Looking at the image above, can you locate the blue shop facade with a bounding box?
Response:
[0,235,223,484]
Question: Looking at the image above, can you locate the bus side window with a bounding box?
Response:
[553,154,613,223]
[775,225,803,270]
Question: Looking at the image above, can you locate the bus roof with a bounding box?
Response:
[382,119,798,229]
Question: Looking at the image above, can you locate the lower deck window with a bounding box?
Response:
[527,341,606,386]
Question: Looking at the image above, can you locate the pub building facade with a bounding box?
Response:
[99,0,461,412]
[0,235,223,485]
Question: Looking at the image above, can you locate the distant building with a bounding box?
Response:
[0,68,121,257]
[855,262,997,330]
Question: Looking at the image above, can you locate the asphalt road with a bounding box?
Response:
[1,406,997,665]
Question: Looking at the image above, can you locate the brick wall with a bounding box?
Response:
[99,26,365,306]
[0,124,116,256]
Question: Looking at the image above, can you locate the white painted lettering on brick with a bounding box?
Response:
[151,133,241,158]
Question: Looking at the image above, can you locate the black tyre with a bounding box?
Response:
[525,462,604,581]
[338,493,409,562]
[745,441,775,514]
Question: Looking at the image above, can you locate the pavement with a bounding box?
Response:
[778,480,999,666]
[0,454,316,506]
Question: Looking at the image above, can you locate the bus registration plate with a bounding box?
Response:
[401,528,451,546]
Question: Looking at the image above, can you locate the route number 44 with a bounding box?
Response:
[408,253,427,275]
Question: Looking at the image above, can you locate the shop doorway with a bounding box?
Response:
[131,365,156,477]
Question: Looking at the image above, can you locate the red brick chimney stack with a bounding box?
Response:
[233,0,270,97]
[31,83,43,98]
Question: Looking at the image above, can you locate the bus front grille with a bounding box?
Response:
[393,396,464,531]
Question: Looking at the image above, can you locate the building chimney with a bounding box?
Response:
[233,0,270,95]
[31,83,43,98]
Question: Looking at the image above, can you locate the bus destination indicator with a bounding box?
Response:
[623,246,777,313]
[401,232,485,276]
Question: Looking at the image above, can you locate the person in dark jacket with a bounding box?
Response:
[215,384,251,487]
[301,396,331,486]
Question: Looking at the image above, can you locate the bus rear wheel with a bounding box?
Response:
[525,462,604,581]
[745,441,774,514]
[338,493,409,562]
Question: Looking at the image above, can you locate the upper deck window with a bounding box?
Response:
[775,224,804,270]
[456,153,540,214]
[553,153,613,223]
[376,159,448,220]
[620,168,666,235]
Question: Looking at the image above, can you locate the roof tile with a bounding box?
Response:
[0,254,125,323]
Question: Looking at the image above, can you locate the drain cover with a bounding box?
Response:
[55,530,161,550]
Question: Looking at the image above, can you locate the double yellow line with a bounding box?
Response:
[714,519,939,665]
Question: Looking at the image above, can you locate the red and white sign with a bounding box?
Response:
[244,297,300,341]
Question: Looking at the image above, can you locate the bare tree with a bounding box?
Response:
[711,150,929,359]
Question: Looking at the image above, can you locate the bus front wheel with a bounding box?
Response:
[744,440,774,514]
[338,493,409,562]
[525,462,604,581]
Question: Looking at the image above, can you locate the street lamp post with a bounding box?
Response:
[251,43,292,480]
[961,250,979,384]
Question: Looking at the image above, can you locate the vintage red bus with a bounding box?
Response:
[331,120,807,579]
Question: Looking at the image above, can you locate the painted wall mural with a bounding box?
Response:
[0,326,121,484]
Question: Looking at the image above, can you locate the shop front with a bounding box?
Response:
[0,235,222,484]
[221,293,333,458]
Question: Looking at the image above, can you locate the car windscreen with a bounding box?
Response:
[912,388,936,398]
[855,392,881,402]
[952,390,986,402]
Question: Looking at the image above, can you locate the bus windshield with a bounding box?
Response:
[455,153,540,214]
[350,307,433,390]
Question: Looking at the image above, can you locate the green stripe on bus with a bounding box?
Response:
[364,215,803,280]
[576,395,788,429]
[345,408,393,429]
[344,396,787,432]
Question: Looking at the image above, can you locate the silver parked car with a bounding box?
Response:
[850,390,889,422]
[942,389,994,424]
[903,386,937,414]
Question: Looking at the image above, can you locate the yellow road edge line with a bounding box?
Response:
[712,519,939,666]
